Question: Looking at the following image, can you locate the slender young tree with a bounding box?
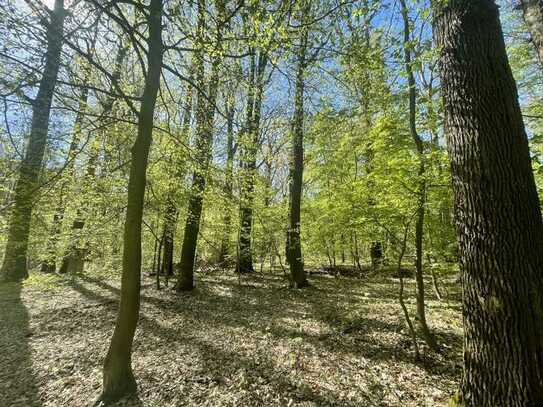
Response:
[0,0,66,282]
[97,0,163,402]
[399,0,437,351]
[435,1,543,405]
[286,1,311,288]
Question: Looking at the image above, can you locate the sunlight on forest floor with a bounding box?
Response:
[0,269,462,406]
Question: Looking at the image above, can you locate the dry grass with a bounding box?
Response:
[0,268,462,406]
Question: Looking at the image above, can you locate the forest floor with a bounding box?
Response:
[0,266,462,407]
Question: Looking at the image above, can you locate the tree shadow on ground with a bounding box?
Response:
[184,334,376,406]
[0,282,42,406]
[71,273,461,382]
[68,277,371,406]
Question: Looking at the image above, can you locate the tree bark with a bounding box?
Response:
[519,0,543,69]
[97,0,163,402]
[400,0,437,351]
[176,0,225,291]
[0,0,66,282]
[435,1,543,405]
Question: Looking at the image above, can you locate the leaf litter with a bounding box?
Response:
[0,270,462,406]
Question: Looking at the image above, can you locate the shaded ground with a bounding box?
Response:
[0,268,462,406]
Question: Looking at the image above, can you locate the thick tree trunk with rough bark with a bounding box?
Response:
[286,6,310,288]
[177,0,225,291]
[97,0,163,403]
[399,0,437,351]
[435,1,543,405]
[519,0,543,69]
[0,0,65,282]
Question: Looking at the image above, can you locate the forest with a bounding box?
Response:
[1,0,543,405]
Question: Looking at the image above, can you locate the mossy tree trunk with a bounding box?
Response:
[0,0,66,282]
[97,0,163,403]
[435,1,543,405]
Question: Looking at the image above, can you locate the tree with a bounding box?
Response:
[41,43,95,274]
[0,0,66,282]
[435,1,543,405]
[518,0,543,69]
[59,41,128,275]
[219,89,236,264]
[399,0,437,351]
[97,0,163,402]
[286,0,311,288]
[237,49,268,274]
[176,0,226,291]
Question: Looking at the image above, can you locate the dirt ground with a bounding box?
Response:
[0,268,462,406]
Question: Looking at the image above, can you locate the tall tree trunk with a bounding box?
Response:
[237,51,268,273]
[286,5,310,288]
[237,51,256,273]
[97,0,163,402]
[219,91,235,264]
[0,0,66,282]
[400,0,437,351]
[176,0,225,291]
[519,0,543,69]
[435,1,543,405]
